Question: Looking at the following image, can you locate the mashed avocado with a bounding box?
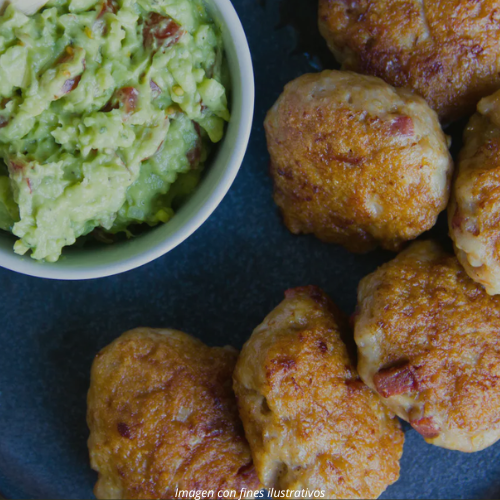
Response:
[0,0,229,261]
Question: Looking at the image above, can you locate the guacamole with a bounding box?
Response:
[0,0,229,261]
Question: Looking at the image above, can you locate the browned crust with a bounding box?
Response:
[449,92,500,295]
[265,70,452,253]
[87,328,261,499]
[234,287,404,498]
[319,0,500,122]
[355,240,500,451]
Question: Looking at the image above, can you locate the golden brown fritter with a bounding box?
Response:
[449,90,500,295]
[265,70,453,253]
[319,0,500,123]
[233,286,404,499]
[87,328,261,500]
[355,241,500,452]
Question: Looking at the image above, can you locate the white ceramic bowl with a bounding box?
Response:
[0,0,254,280]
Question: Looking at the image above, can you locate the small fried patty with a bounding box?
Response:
[355,241,500,452]
[450,89,500,295]
[265,70,452,253]
[234,286,404,499]
[87,327,261,499]
[319,0,500,122]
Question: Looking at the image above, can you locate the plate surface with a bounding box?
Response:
[0,0,499,498]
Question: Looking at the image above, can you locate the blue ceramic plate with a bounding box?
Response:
[0,1,499,498]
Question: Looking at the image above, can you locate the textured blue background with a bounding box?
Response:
[0,0,499,498]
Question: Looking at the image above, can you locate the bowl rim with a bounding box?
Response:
[0,0,254,281]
